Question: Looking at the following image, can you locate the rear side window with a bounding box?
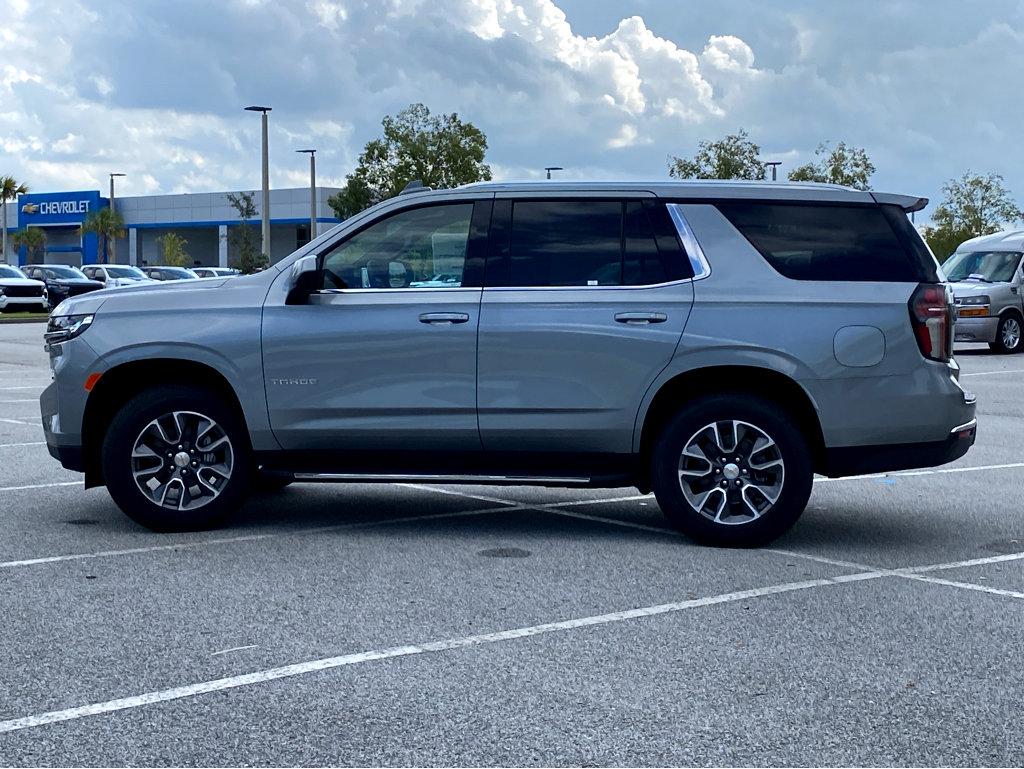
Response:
[716,202,928,282]
[490,200,692,287]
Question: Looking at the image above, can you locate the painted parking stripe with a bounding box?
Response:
[0,417,34,426]
[961,368,1024,377]
[0,481,79,493]
[0,399,38,404]
[0,569,885,734]
[0,441,45,448]
[0,505,517,570]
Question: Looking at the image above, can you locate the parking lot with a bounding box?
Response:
[0,319,1022,766]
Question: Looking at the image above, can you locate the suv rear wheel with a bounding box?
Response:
[651,393,813,546]
[102,386,252,531]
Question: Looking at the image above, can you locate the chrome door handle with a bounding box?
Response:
[419,312,470,325]
[614,312,667,324]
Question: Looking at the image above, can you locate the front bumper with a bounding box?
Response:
[823,417,977,477]
[954,316,999,343]
[0,294,48,310]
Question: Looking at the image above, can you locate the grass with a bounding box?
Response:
[0,311,48,322]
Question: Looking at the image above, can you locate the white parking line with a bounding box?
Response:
[0,481,79,493]
[0,417,34,426]
[0,505,516,570]
[0,399,37,404]
[0,441,45,448]
[961,368,1024,377]
[0,569,885,734]
[210,645,259,657]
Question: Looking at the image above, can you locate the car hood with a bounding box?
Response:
[48,278,104,287]
[0,277,45,287]
[950,280,1005,297]
[51,276,228,316]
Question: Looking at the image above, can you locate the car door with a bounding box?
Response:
[477,195,695,454]
[261,198,492,452]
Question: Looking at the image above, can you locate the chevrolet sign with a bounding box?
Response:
[33,200,91,216]
[20,203,39,214]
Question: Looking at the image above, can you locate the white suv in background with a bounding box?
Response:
[81,265,156,288]
[0,264,48,312]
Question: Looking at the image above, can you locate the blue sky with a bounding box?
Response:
[1,0,1022,222]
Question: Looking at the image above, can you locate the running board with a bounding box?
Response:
[290,472,594,485]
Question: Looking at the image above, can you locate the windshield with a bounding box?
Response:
[106,266,146,279]
[0,266,26,279]
[944,251,1022,283]
[161,267,197,279]
[43,266,87,280]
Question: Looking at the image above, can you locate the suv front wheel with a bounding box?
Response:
[102,386,252,531]
[651,393,813,546]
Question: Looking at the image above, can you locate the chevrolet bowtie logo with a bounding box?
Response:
[21,203,39,214]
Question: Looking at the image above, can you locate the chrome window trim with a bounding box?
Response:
[480,278,694,292]
[665,203,711,281]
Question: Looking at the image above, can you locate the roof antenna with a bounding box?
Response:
[400,180,430,194]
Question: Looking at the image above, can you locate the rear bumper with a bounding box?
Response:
[822,418,977,477]
[954,316,999,343]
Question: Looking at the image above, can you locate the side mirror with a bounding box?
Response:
[286,255,319,305]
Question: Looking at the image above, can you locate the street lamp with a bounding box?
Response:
[244,106,272,259]
[296,149,316,239]
[544,166,563,180]
[108,173,126,263]
[764,161,782,182]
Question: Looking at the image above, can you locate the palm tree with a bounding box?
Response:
[1,176,29,264]
[10,227,45,264]
[79,207,126,264]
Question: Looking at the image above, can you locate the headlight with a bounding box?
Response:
[958,295,991,306]
[44,314,94,344]
[956,295,990,318]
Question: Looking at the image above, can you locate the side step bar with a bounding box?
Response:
[290,472,594,486]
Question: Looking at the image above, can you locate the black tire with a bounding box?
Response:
[102,385,252,532]
[651,392,813,547]
[990,313,1023,354]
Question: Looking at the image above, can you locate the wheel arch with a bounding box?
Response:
[81,358,249,488]
[634,365,827,489]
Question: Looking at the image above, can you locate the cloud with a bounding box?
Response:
[0,0,1019,222]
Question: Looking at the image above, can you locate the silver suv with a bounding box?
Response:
[946,231,1024,354]
[40,182,977,546]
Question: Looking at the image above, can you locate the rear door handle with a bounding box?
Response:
[419,312,470,325]
[614,312,667,325]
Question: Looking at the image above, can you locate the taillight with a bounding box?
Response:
[909,283,954,363]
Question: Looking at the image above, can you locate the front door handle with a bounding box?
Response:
[615,312,668,325]
[419,312,470,325]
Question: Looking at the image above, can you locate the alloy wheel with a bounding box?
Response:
[131,410,234,511]
[1002,317,1021,351]
[677,420,785,525]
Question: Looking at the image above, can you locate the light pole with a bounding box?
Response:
[764,161,782,182]
[245,106,272,260]
[108,173,126,263]
[296,149,316,239]
[544,166,563,180]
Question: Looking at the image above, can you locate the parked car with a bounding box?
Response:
[140,266,199,281]
[81,264,157,288]
[41,181,976,545]
[945,232,1024,353]
[0,264,48,312]
[22,264,103,305]
[191,267,241,279]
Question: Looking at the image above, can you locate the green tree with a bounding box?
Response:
[226,191,267,274]
[922,172,1022,262]
[788,142,875,190]
[10,227,45,264]
[156,232,190,267]
[1,176,29,264]
[668,129,765,181]
[328,103,492,219]
[79,207,126,264]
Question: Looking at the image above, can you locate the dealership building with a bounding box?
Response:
[2,187,343,268]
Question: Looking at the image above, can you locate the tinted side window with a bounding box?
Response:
[716,202,924,282]
[510,201,623,286]
[322,204,473,289]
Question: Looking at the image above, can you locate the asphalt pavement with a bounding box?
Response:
[1,320,1023,766]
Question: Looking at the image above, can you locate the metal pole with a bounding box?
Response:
[309,152,316,237]
[108,173,125,264]
[260,111,270,260]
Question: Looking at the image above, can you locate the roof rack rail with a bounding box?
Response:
[400,180,431,195]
